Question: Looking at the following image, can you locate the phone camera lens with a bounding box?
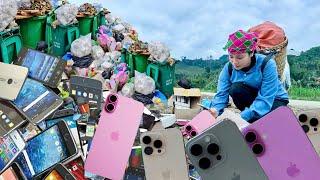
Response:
[207,143,219,155]
[302,125,309,133]
[144,147,153,155]
[216,155,222,160]
[298,114,308,123]
[154,140,163,148]
[190,144,203,156]
[142,136,152,144]
[185,125,192,131]
[105,103,115,112]
[108,94,118,103]
[199,157,211,169]
[252,143,264,155]
[7,78,13,85]
[245,131,257,143]
[190,131,197,137]
[310,118,319,127]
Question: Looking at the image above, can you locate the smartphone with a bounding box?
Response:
[242,107,320,179]
[18,122,41,142]
[140,128,189,180]
[183,110,216,139]
[85,93,144,180]
[69,76,103,111]
[0,162,26,180]
[15,121,77,179]
[46,113,82,150]
[0,100,27,137]
[12,78,63,124]
[0,62,28,101]
[65,156,86,180]
[186,119,268,180]
[297,110,320,155]
[216,109,250,130]
[123,146,146,180]
[14,48,65,88]
[44,163,75,180]
[0,130,25,173]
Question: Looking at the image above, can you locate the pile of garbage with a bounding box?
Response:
[0,0,18,31]
[77,3,97,17]
[17,0,52,18]
[54,3,78,26]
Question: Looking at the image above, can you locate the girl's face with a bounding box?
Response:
[229,52,252,70]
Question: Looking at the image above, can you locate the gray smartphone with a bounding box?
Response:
[12,78,63,124]
[0,100,27,137]
[0,62,28,101]
[14,48,66,88]
[186,119,268,180]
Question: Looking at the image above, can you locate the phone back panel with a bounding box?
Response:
[297,109,320,155]
[242,107,320,179]
[141,128,189,180]
[85,95,144,180]
[0,63,28,100]
[186,120,268,180]
[183,110,216,138]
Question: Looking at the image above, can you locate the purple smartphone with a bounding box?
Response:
[242,107,320,179]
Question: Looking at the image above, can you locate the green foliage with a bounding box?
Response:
[175,46,320,99]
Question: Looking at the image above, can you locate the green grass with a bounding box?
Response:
[288,86,320,101]
[175,63,204,74]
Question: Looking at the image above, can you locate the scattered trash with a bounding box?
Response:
[0,0,18,31]
[55,4,78,26]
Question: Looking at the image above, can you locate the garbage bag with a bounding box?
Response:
[71,34,92,58]
[134,71,155,95]
[16,0,31,9]
[148,42,170,63]
[0,0,17,31]
[92,45,105,60]
[55,4,78,26]
[121,82,134,97]
[132,92,154,105]
[73,55,93,68]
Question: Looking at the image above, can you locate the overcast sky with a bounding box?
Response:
[72,0,320,59]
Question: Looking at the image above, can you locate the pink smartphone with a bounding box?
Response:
[182,110,216,138]
[242,106,320,179]
[84,93,144,180]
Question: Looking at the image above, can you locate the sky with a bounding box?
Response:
[71,0,320,59]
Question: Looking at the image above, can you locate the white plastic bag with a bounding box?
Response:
[16,0,31,9]
[55,4,78,26]
[121,83,135,97]
[71,34,92,58]
[0,0,17,31]
[148,42,170,63]
[134,71,155,95]
[91,45,105,60]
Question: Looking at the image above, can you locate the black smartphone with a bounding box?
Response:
[14,121,77,179]
[0,100,27,137]
[14,48,66,88]
[69,76,103,111]
[0,162,26,180]
[44,163,76,180]
[12,78,63,124]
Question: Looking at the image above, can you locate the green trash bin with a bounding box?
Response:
[0,28,22,64]
[128,53,150,76]
[77,16,98,37]
[17,16,47,49]
[98,11,107,26]
[147,62,175,98]
[45,11,56,53]
[51,24,80,57]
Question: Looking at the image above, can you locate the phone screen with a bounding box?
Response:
[0,131,25,171]
[44,169,64,180]
[124,147,145,180]
[65,157,85,180]
[21,49,60,83]
[0,167,19,180]
[13,78,60,120]
[15,125,69,178]
[46,114,81,149]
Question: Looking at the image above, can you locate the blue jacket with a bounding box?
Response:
[210,54,289,121]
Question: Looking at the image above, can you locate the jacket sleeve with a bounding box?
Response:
[210,63,232,115]
[240,59,278,121]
